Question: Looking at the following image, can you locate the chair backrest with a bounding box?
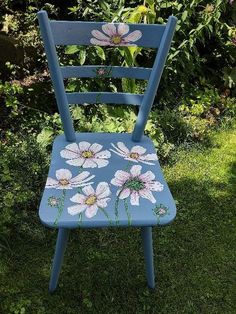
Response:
[37,10,177,143]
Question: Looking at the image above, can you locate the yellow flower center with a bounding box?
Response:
[85,195,97,205]
[82,150,94,158]
[129,152,139,160]
[111,35,122,45]
[137,5,148,14]
[59,179,69,186]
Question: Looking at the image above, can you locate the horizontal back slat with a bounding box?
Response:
[61,66,151,80]
[66,92,143,105]
[50,21,165,48]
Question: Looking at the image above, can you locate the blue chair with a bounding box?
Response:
[37,10,177,292]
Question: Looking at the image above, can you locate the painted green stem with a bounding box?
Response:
[54,189,66,226]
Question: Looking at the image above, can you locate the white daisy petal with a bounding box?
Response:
[96,182,111,198]
[111,177,123,186]
[130,191,140,206]
[138,160,155,165]
[45,177,59,188]
[83,159,97,168]
[123,30,142,43]
[118,23,129,36]
[78,141,91,151]
[82,185,95,196]
[91,30,110,41]
[130,165,142,176]
[60,143,79,159]
[95,150,111,159]
[94,158,109,168]
[141,153,158,161]
[97,197,110,208]
[146,181,164,192]
[117,142,129,154]
[139,189,156,203]
[68,204,87,216]
[90,143,103,153]
[131,145,146,155]
[56,169,72,180]
[85,204,98,218]
[139,170,155,182]
[90,38,111,46]
[110,149,126,158]
[111,143,127,155]
[66,158,84,167]
[56,184,72,189]
[70,171,92,182]
[119,188,131,199]
[70,193,86,204]
[124,157,139,163]
[114,170,130,182]
[102,23,116,36]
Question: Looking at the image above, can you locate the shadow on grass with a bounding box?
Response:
[1,164,236,313]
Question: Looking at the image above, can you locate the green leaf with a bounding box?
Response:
[65,45,80,54]
[182,11,188,22]
[37,128,54,147]
[79,49,86,65]
[95,46,106,60]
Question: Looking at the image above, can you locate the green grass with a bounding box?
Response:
[1,125,236,314]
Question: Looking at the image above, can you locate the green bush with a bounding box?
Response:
[0,134,49,236]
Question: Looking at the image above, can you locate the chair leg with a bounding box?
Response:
[141,226,155,289]
[49,228,69,293]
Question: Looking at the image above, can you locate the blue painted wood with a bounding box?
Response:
[141,227,155,289]
[50,21,165,48]
[66,92,143,105]
[132,16,177,141]
[37,11,76,142]
[39,132,176,229]
[49,228,69,293]
[61,66,151,80]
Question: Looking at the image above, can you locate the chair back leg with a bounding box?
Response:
[141,226,155,289]
[49,228,70,293]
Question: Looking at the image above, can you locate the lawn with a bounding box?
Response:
[1,124,236,314]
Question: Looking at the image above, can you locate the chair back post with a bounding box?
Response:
[37,10,76,142]
[132,16,177,142]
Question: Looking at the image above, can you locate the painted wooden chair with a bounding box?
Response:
[37,10,177,292]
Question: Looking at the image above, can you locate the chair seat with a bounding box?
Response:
[39,132,176,228]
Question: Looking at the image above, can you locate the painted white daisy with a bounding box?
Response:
[45,169,94,189]
[90,23,142,46]
[60,142,111,168]
[68,182,111,218]
[110,142,158,165]
[111,165,163,206]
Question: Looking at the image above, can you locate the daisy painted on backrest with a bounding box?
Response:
[110,142,158,165]
[90,23,142,46]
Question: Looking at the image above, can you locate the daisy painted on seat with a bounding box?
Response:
[90,23,142,46]
[68,182,111,218]
[110,142,158,165]
[111,165,164,206]
[45,169,95,189]
[60,141,111,168]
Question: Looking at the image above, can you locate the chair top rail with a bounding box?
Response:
[50,21,165,48]
[66,92,143,106]
[61,66,151,80]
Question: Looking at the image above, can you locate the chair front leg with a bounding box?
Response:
[141,226,155,289]
[49,228,70,293]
